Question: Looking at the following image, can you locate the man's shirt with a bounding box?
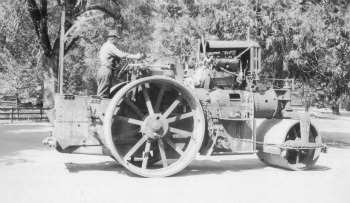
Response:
[99,41,129,69]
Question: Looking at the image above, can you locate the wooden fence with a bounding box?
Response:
[0,107,51,123]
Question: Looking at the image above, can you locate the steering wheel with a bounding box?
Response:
[117,62,129,78]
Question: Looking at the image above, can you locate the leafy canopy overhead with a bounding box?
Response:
[0,0,349,113]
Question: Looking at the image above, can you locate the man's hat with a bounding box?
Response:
[107,30,120,38]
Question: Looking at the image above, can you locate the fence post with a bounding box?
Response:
[11,107,13,123]
[40,108,43,122]
[17,108,19,121]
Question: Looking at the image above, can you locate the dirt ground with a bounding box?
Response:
[0,117,349,203]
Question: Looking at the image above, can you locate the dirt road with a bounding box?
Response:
[0,120,349,203]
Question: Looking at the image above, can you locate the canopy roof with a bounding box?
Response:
[200,40,260,53]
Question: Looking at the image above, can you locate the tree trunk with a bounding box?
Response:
[42,53,58,108]
[331,104,340,115]
[305,102,310,112]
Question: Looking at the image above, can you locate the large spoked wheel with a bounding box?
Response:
[104,76,205,177]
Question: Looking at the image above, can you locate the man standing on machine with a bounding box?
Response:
[97,30,142,98]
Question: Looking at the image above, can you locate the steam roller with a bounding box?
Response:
[44,39,327,178]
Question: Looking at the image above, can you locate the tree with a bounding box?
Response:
[284,0,350,114]
[152,0,350,114]
[61,0,155,95]
[2,0,349,114]
[25,0,123,107]
[0,0,43,103]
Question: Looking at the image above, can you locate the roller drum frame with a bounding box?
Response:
[255,119,322,171]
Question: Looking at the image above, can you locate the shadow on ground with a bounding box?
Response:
[311,164,331,171]
[64,159,267,177]
[0,158,34,166]
[64,158,331,178]
[0,124,51,157]
[322,132,350,149]
[324,142,350,149]
[178,159,330,176]
[0,148,52,167]
[65,161,123,173]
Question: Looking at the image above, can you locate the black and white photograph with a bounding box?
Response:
[0,0,349,202]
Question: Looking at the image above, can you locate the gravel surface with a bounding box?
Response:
[0,118,349,203]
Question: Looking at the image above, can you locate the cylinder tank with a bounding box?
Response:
[254,90,278,119]
[255,119,322,170]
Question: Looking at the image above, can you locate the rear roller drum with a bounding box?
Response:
[256,119,322,171]
[104,76,205,177]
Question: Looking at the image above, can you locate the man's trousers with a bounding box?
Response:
[97,66,114,98]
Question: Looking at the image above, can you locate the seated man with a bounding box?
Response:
[97,30,142,98]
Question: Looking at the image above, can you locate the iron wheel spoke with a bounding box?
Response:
[296,151,300,165]
[165,138,184,155]
[155,85,166,111]
[114,115,143,126]
[169,127,193,138]
[124,136,149,161]
[166,112,194,123]
[142,142,151,169]
[142,84,154,115]
[293,127,299,140]
[116,128,141,138]
[124,97,145,118]
[162,94,184,118]
[158,139,168,167]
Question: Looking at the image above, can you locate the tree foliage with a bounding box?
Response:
[0,0,43,102]
[0,0,349,114]
[62,0,155,95]
[151,0,350,114]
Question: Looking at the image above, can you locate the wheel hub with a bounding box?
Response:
[142,114,169,140]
